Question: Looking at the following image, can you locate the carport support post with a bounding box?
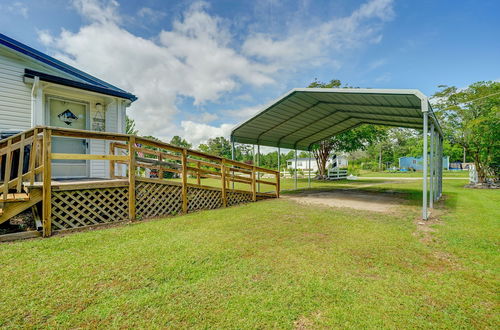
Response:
[438,135,443,199]
[257,144,260,192]
[422,109,429,220]
[231,141,235,189]
[430,124,434,208]
[436,132,439,199]
[436,130,439,202]
[277,147,281,184]
[294,149,298,190]
[438,136,441,198]
[439,136,443,198]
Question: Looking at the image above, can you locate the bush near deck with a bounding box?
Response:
[0,179,498,328]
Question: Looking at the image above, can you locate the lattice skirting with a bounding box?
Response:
[50,182,272,231]
[188,186,222,211]
[51,187,129,230]
[227,190,253,206]
[136,181,182,219]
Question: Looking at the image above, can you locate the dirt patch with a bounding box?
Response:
[294,312,322,329]
[283,189,406,213]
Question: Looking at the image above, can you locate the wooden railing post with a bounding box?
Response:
[128,136,136,221]
[3,139,12,200]
[109,142,115,179]
[196,161,201,186]
[158,152,164,180]
[221,159,227,207]
[29,128,38,186]
[42,129,52,237]
[16,133,25,192]
[251,166,257,201]
[181,149,188,213]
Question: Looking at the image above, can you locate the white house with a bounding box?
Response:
[0,33,136,178]
[286,155,348,172]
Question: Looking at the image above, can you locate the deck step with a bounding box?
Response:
[0,189,41,226]
[0,193,30,202]
[0,208,3,216]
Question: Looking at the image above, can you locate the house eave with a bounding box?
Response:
[24,69,137,102]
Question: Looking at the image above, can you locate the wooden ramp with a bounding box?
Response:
[0,126,280,238]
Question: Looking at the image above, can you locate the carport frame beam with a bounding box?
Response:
[422,103,429,220]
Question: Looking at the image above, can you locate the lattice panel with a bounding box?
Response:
[51,187,128,230]
[136,181,182,218]
[226,190,253,206]
[188,187,222,211]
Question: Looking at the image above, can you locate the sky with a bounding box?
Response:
[1,0,499,146]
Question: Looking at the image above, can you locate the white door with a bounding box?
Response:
[48,98,89,178]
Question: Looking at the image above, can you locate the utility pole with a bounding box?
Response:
[378,145,382,171]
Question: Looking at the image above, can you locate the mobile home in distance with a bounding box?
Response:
[399,156,449,171]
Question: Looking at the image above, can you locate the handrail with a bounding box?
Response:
[1,126,280,237]
[0,127,43,200]
[37,125,278,175]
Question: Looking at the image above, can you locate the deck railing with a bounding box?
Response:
[0,127,43,200]
[0,126,279,236]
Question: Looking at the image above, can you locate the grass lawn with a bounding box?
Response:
[175,176,379,192]
[172,170,468,194]
[0,178,498,328]
[358,170,469,178]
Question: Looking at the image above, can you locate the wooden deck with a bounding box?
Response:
[0,126,280,237]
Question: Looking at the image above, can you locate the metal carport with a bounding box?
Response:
[230,88,444,220]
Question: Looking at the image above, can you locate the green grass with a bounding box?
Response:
[358,170,469,177]
[0,179,498,328]
[174,176,377,192]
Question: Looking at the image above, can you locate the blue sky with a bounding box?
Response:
[1,0,499,145]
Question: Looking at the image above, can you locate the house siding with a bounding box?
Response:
[0,46,131,179]
[0,52,32,130]
[0,47,82,131]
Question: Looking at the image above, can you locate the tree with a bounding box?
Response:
[198,137,232,159]
[307,79,386,178]
[312,126,386,178]
[126,116,138,135]
[432,81,500,182]
[169,136,192,149]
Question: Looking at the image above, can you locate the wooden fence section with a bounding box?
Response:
[0,126,279,237]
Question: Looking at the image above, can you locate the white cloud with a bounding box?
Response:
[222,104,264,121]
[72,0,121,24]
[40,0,276,141]
[37,30,53,45]
[39,0,394,146]
[180,121,234,146]
[242,0,394,68]
[4,1,29,18]
[137,7,166,22]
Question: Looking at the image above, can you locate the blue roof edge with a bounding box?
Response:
[0,33,136,101]
[25,69,137,102]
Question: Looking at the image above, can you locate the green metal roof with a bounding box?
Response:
[231,88,439,150]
